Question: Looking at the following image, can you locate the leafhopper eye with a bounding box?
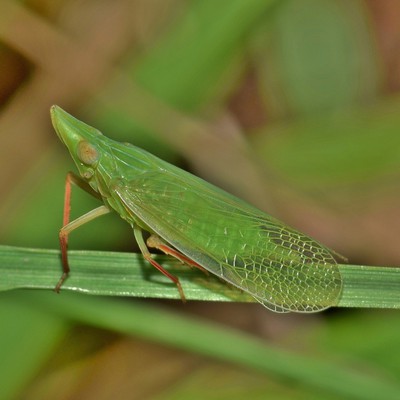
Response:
[78,141,99,166]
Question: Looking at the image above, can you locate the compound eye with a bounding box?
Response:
[78,140,99,165]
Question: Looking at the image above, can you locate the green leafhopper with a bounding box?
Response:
[51,105,342,313]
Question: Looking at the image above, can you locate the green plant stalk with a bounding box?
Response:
[1,245,399,309]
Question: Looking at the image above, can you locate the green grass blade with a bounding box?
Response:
[340,264,400,309]
[1,245,399,309]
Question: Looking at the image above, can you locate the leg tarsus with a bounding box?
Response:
[54,272,68,293]
[145,255,186,302]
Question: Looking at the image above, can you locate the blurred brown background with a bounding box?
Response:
[1,0,400,399]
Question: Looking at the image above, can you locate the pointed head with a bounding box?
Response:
[51,105,101,175]
[51,105,117,196]
[51,105,152,200]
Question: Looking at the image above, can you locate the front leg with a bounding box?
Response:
[56,172,110,292]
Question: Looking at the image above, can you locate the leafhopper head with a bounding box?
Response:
[51,105,104,179]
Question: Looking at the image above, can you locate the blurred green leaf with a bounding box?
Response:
[5,290,399,400]
[91,0,279,151]
[316,311,400,377]
[253,0,380,118]
[0,295,68,400]
[251,97,400,189]
[133,0,277,111]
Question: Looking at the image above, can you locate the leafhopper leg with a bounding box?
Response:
[133,227,186,301]
[147,235,209,275]
[56,172,110,292]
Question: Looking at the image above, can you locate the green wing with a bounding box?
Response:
[112,169,342,313]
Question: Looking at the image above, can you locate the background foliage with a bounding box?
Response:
[1,0,400,398]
